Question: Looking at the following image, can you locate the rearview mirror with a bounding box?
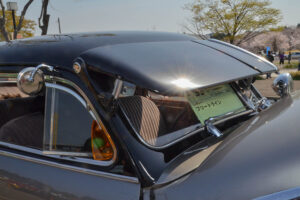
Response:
[272,73,294,97]
[17,64,54,95]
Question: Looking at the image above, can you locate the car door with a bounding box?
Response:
[0,74,141,200]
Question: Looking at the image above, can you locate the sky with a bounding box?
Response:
[6,0,300,36]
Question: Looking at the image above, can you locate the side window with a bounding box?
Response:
[44,87,94,154]
[43,84,116,163]
[0,84,45,149]
[0,78,116,165]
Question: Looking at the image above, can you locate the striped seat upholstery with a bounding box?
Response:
[0,112,44,149]
[118,96,167,146]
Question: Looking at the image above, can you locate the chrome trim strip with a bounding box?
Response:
[29,64,54,82]
[49,86,56,151]
[231,83,256,110]
[251,84,263,99]
[42,151,92,157]
[45,83,86,108]
[45,78,117,166]
[112,79,123,99]
[0,73,18,78]
[0,142,138,184]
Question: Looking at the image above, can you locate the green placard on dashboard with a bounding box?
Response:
[186,84,245,124]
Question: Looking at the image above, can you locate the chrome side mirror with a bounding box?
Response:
[272,73,294,97]
[17,64,54,95]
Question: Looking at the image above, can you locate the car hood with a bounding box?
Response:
[79,39,277,94]
[151,92,300,200]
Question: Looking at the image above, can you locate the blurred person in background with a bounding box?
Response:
[266,51,274,79]
[279,52,285,67]
[288,52,292,64]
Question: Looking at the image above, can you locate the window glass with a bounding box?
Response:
[119,84,246,147]
[0,85,44,149]
[44,87,93,154]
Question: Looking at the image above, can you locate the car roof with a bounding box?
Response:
[0,31,277,93]
[0,31,193,70]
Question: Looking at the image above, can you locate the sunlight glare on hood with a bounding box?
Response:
[171,78,199,89]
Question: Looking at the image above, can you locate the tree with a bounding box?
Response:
[39,0,50,35]
[184,0,282,45]
[283,27,300,50]
[0,0,34,42]
[0,10,36,41]
[240,27,300,53]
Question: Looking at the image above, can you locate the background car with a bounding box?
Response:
[291,52,300,59]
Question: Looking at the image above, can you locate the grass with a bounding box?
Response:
[255,75,265,80]
[283,62,299,69]
[273,60,299,69]
[289,71,300,80]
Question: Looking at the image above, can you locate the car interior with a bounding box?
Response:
[116,77,271,154]
[0,73,271,168]
[0,93,44,149]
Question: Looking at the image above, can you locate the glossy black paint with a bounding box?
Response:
[199,39,277,72]
[0,31,293,199]
[0,148,140,200]
[150,93,300,200]
[0,31,193,71]
[0,31,276,94]
[80,40,261,93]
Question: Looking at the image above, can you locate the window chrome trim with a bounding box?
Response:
[42,151,92,157]
[0,73,17,78]
[49,85,56,151]
[44,80,118,166]
[45,83,87,108]
[0,141,138,184]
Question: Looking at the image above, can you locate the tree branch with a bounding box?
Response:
[182,21,207,39]
[15,0,34,39]
[0,0,9,41]
[236,31,263,46]
[38,0,50,35]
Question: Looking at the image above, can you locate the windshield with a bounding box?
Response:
[118,83,247,148]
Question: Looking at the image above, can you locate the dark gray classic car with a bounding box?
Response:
[0,31,298,200]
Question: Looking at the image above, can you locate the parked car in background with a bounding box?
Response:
[291,52,300,60]
[0,31,298,200]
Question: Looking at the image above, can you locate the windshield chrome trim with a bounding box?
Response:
[0,141,138,183]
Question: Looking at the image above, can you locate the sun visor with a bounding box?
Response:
[79,40,262,94]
